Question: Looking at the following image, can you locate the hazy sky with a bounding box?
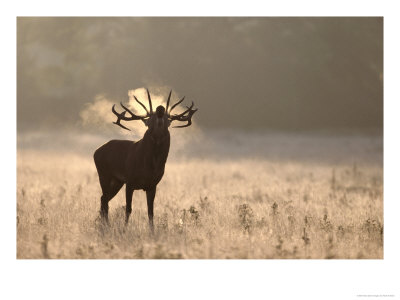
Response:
[17,17,383,132]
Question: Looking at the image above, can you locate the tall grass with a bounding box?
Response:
[17,132,383,259]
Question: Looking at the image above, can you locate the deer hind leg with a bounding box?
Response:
[99,176,124,224]
[146,187,156,232]
[125,184,134,225]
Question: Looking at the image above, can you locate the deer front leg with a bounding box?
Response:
[100,195,110,225]
[146,187,156,232]
[125,184,134,225]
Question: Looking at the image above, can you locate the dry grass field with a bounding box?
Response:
[17,130,383,259]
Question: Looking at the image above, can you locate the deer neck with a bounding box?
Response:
[143,130,170,168]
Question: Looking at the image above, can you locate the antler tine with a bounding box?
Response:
[113,118,132,131]
[146,89,153,114]
[171,108,198,128]
[170,102,194,119]
[168,96,185,114]
[134,95,150,115]
[112,102,147,131]
[112,104,132,131]
[112,104,132,120]
[112,104,121,117]
[119,102,139,119]
[165,90,172,112]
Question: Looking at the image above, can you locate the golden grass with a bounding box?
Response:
[17,134,383,259]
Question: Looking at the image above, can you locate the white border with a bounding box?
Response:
[3,1,399,299]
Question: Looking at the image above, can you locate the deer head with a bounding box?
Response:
[111,89,197,137]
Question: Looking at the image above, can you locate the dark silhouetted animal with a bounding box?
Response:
[93,89,197,231]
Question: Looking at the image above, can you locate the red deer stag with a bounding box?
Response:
[93,89,197,230]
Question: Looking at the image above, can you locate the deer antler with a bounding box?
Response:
[168,95,198,128]
[133,95,149,115]
[112,102,149,131]
[168,96,185,114]
[112,89,197,130]
[165,90,172,112]
[147,89,153,114]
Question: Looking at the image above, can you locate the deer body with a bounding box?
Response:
[93,89,196,230]
[95,135,170,189]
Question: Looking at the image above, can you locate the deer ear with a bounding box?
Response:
[141,119,149,126]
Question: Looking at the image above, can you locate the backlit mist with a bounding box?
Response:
[17,17,382,132]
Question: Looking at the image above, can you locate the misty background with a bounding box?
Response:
[17,17,382,133]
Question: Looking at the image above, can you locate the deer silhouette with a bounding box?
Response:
[93,89,197,230]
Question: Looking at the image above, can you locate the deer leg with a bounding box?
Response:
[125,184,134,225]
[146,187,156,232]
[98,174,111,223]
[100,178,123,224]
[100,195,110,224]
